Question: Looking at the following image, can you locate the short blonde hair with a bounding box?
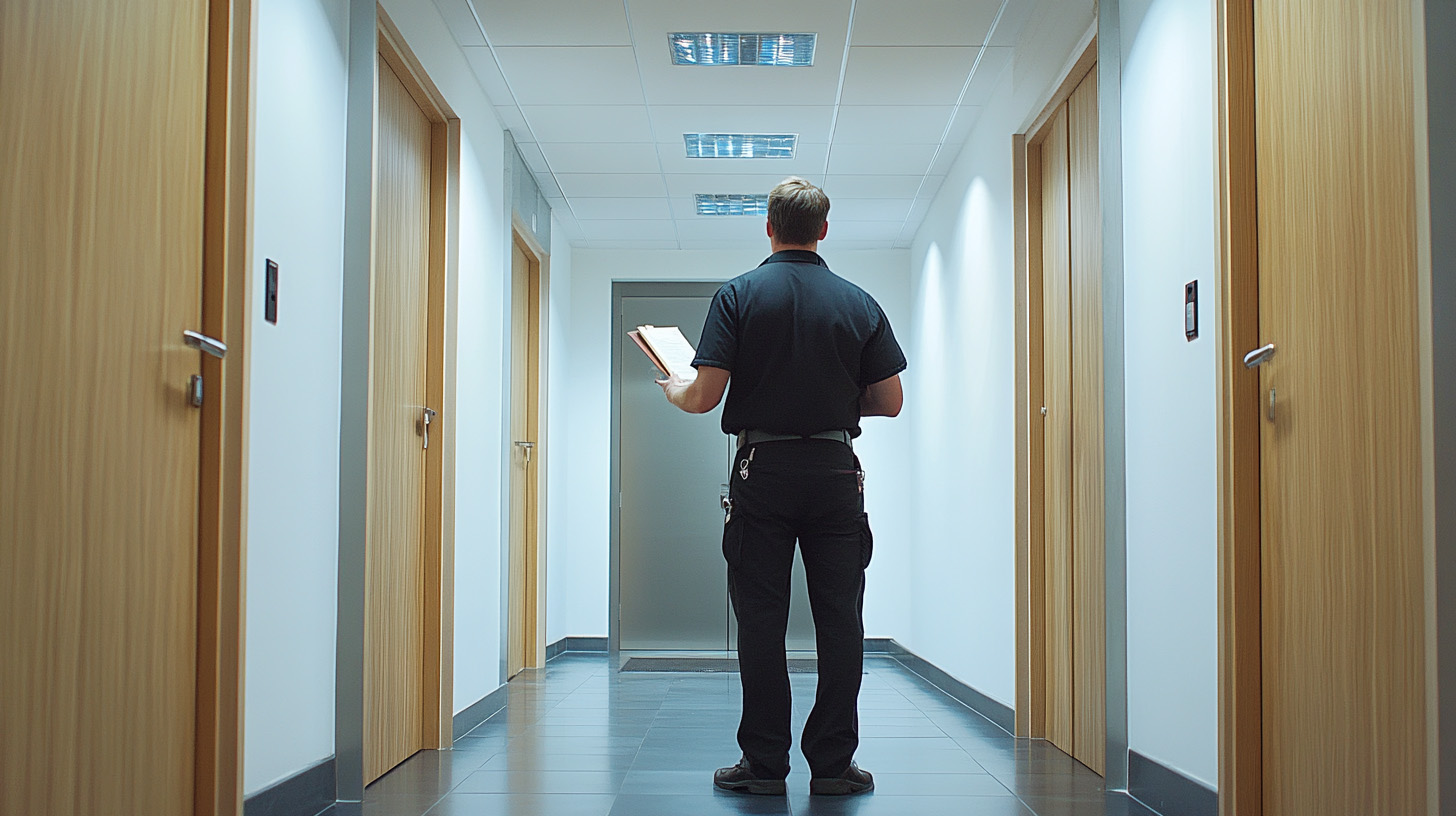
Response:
[768,177,830,245]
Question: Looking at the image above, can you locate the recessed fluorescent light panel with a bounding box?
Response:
[670,33,816,66]
[684,133,797,159]
[696,194,770,216]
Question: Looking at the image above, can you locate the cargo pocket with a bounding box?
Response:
[859,512,874,569]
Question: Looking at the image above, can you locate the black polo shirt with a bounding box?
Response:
[692,250,907,438]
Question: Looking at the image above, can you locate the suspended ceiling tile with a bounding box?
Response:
[829,198,915,221]
[830,105,954,145]
[840,46,978,105]
[663,173,824,198]
[571,197,675,220]
[961,47,1012,106]
[581,239,683,249]
[822,174,928,199]
[675,219,771,241]
[495,105,532,139]
[539,142,662,174]
[850,0,1004,46]
[637,63,845,107]
[578,219,679,241]
[520,105,656,143]
[461,46,515,107]
[493,47,645,105]
[554,173,668,198]
[473,0,631,46]
[655,142,830,175]
[432,0,487,46]
[516,141,550,175]
[943,104,985,148]
[826,220,905,241]
[914,175,947,205]
[625,0,853,32]
[827,143,937,176]
[987,0,1042,46]
[927,142,963,176]
[825,239,899,250]
[649,105,836,144]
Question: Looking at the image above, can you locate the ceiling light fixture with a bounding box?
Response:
[684,133,797,159]
[695,194,771,216]
[669,33,816,67]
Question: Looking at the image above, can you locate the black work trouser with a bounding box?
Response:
[722,438,872,779]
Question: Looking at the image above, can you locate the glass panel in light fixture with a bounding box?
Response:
[669,33,815,67]
[695,194,771,216]
[684,133,796,159]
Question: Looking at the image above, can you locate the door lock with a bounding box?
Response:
[515,440,535,465]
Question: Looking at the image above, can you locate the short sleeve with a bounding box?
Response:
[692,283,738,371]
[859,302,907,386]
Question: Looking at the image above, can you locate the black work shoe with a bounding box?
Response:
[713,758,788,795]
[810,762,874,795]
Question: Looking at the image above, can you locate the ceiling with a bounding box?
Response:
[431,0,1045,250]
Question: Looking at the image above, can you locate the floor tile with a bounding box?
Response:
[453,770,625,795]
[425,793,615,816]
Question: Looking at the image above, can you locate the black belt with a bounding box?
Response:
[736,429,853,448]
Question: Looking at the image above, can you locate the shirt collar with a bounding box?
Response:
[759,249,828,268]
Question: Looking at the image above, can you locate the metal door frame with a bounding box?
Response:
[609,281,724,652]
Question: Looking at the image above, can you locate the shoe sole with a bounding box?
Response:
[715,779,788,796]
[810,778,875,795]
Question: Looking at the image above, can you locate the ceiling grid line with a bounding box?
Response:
[891,0,1014,246]
[618,0,682,248]
[821,0,860,184]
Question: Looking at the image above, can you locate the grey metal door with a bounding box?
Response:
[617,292,815,651]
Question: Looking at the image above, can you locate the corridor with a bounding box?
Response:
[342,653,1146,816]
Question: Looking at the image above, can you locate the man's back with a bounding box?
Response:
[694,250,904,437]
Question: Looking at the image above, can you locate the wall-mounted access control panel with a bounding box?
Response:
[1185,280,1198,341]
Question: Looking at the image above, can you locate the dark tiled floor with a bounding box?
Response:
[332,653,1156,816]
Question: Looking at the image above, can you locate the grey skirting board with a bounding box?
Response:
[1128,750,1218,816]
[878,640,1016,734]
[243,756,335,816]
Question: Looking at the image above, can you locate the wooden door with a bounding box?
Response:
[1038,68,1104,775]
[364,58,433,785]
[0,1,208,814]
[1066,72,1105,777]
[1254,0,1425,811]
[508,238,541,678]
[1041,104,1075,757]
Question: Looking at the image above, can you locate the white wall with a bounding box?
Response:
[243,0,349,795]
[245,0,519,794]
[903,3,1094,708]
[1119,0,1219,787]
[553,248,915,640]
[375,0,513,715]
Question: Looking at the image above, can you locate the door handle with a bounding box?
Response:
[183,330,228,359]
[1243,343,1276,369]
[515,440,534,465]
[417,407,438,450]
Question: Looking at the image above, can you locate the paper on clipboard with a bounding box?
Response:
[629,325,698,381]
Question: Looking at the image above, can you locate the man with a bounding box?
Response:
[658,177,906,796]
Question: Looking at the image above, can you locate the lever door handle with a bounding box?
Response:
[417,407,438,450]
[515,440,535,465]
[184,330,228,359]
[1243,343,1276,369]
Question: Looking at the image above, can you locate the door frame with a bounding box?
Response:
[1214,2,1439,814]
[607,281,725,653]
[1012,29,1098,742]
[506,219,550,675]
[199,0,253,812]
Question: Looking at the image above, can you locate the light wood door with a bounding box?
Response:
[0,1,208,814]
[508,239,541,678]
[1038,70,1104,775]
[365,58,433,785]
[1254,0,1425,811]
[1040,104,1075,758]
[1067,72,1105,777]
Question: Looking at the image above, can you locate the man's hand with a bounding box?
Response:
[659,365,730,414]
